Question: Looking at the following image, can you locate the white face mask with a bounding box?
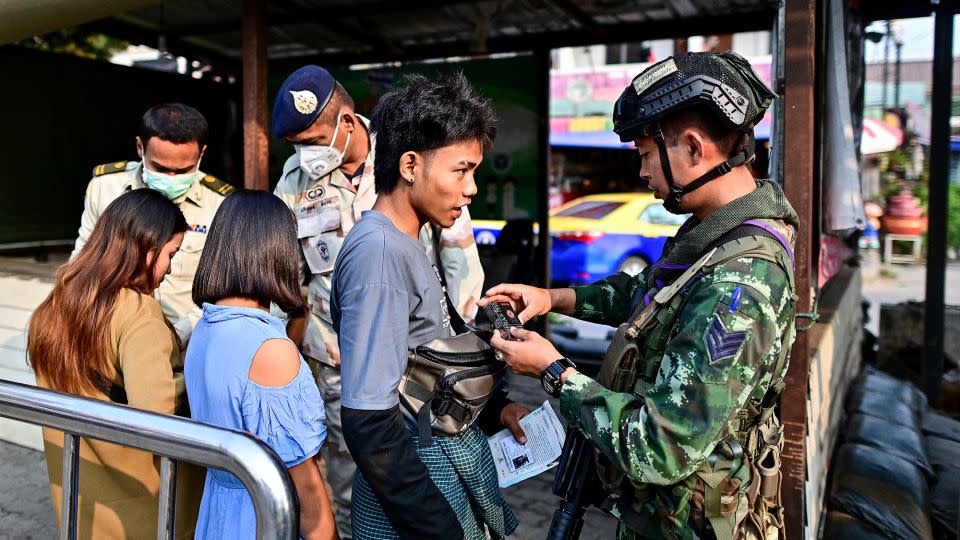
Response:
[294,113,352,180]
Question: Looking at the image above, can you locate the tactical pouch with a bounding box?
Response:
[741,414,786,540]
[690,436,759,540]
[598,324,640,391]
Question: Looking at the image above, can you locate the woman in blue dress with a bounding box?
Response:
[186,189,338,540]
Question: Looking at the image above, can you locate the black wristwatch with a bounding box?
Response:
[541,358,577,398]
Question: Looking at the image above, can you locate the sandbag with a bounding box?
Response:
[847,368,928,416]
[925,434,960,539]
[927,435,960,473]
[846,391,923,429]
[829,443,932,540]
[820,511,891,539]
[928,463,959,539]
[923,411,960,445]
[844,413,933,478]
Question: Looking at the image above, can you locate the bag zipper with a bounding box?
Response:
[416,347,491,365]
[434,364,505,399]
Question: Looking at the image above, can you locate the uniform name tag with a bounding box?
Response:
[633,58,678,96]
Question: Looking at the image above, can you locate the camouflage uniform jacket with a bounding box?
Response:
[558,180,799,539]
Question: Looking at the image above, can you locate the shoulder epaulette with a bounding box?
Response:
[200,175,236,196]
[92,161,134,177]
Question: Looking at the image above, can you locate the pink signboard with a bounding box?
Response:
[550,60,773,146]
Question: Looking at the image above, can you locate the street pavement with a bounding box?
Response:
[860,252,960,335]
[0,437,56,539]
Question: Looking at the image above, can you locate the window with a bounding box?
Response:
[555,201,625,219]
[640,203,689,226]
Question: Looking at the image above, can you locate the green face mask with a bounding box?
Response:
[142,159,201,200]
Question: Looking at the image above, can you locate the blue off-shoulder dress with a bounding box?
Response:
[185,304,326,540]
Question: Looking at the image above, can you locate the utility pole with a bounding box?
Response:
[892,20,903,110]
[882,20,891,110]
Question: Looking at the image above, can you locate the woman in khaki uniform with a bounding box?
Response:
[29,189,202,539]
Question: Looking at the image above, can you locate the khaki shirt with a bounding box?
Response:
[39,289,202,540]
[274,116,484,367]
[73,161,231,344]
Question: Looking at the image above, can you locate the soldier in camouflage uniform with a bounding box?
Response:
[484,52,798,540]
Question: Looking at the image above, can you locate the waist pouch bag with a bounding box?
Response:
[398,275,507,446]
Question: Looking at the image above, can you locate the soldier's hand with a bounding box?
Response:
[499,402,530,444]
[479,284,552,324]
[491,328,560,378]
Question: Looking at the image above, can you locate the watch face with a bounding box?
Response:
[541,374,557,396]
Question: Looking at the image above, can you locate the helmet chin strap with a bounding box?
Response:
[651,123,756,214]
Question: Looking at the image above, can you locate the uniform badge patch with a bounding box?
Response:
[706,316,745,363]
[291,90,319,114]
[306,186,325,201]
[316,239,330,262]
[189,224,208,233]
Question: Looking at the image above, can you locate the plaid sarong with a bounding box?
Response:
[351,424,519,539]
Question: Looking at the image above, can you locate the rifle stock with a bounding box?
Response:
[547,430,602,540]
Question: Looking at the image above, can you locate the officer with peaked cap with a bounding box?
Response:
[271,65,486,539]
[74,103,234,345]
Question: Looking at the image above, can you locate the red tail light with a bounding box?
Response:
[553,231,605,243]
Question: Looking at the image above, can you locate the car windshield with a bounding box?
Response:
[555,201,624,219]
[640,203,690,226]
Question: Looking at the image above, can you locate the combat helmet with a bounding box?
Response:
[613,51,777,212]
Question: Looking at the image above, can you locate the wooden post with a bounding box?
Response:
[715,34,733,52]
[242,0,268,190]
[780,0,817,539]
[536,48,551,294]
[673,37,688,55]
[923,4,954,404]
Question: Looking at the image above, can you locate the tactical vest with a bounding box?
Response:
[596,221,796,540]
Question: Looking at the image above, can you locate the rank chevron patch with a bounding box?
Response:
[706,316,746,363]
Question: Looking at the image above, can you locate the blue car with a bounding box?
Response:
[472,193,687,285]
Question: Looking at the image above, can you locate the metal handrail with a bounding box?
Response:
[0,379,297,540]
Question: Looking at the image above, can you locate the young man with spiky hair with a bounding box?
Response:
[330,73,526,540]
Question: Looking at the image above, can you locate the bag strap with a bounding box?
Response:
[431,263,470,335]
[431,224,470,335]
